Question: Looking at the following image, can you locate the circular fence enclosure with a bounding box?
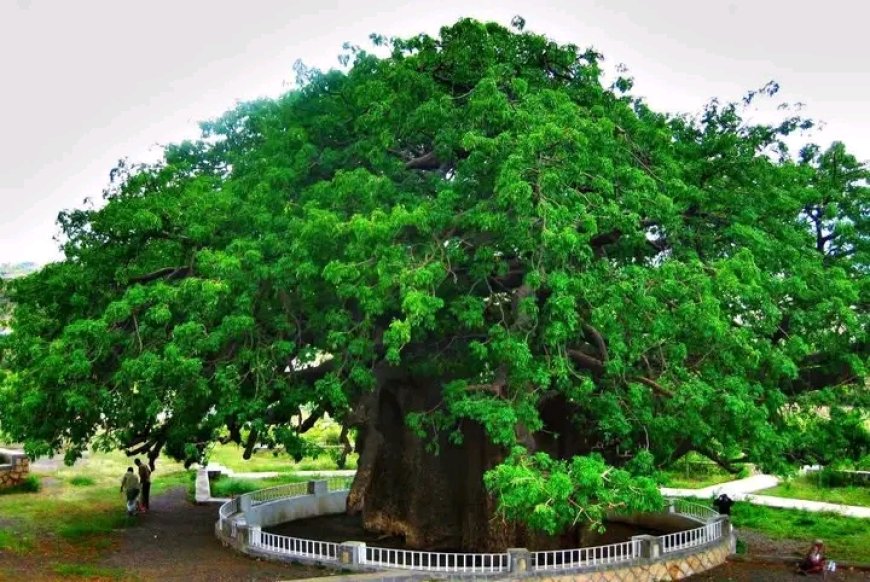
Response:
[216,479,735,579]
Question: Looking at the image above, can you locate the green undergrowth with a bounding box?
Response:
[207,442,358,473]
[659,453,745,489]
[731,502,870,563]
[758,474,870,507]
[52,563,133,580]
[210,473,308,497]
[68,475,96,487]
[0,528,33,552]
[0,474,41,494]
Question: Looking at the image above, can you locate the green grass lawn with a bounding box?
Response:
[0,448,193,554]
[207,442,358,473]
[659,452,743,489]
[757,475,870,507]
[731,502,870,563]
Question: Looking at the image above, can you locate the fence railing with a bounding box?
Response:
[670,498,720,522]
[326,475,354,492]
[363,546,510,573]
[660,521,722,554]
[218,496,240,520]
[219,485,729,575]
[252,528,340,563]
[248,482,310,505]
[532,539,640,571]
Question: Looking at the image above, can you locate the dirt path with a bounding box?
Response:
[693,560,870,580]
[97,487,334,581]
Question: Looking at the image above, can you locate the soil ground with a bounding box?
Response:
[2,485,867,581]
[0,487,335,581]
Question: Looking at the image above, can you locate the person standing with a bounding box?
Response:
[135,458,152,512]
[120,467,140,516]
[713,493,734,516]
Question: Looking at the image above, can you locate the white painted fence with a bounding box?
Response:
[670,497,720,522]
[532,539,641,571]
[363,546,510,573]
[248,482,309,505]
[252,528,340,563]
[660,520,722,554]
[219,483,729,576]
[218,496,240,519]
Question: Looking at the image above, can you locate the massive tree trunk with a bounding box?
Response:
[346,365,591,551]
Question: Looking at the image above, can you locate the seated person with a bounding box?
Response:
[798,539,826,575]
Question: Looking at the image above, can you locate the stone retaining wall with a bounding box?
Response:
[0,448,30,489]
[515,539,730,581]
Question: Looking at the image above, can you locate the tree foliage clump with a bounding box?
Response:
[0,18,867,536]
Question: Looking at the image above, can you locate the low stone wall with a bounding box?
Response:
[517,538,730,581]
[245,481,347,528]
[0,448,30,489]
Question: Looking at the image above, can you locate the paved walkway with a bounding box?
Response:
[661,475,780,499]
[663,474,870,519]
[740,493,870,518]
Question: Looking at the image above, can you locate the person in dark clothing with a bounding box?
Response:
[713,493,734,515]
[134,458,152,512]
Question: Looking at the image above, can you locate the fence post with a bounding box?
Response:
[239,493,252,515]
[718,516,736,553]
[507,548,532,573]
[632,535,660,560]
[308,480,328,496]
[339,541,366,567]
[248,525,261,548]
[667,499,676,513]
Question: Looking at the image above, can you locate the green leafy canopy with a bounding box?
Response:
[0,17,867,533]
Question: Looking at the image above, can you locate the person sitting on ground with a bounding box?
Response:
[797,539,826,575]
[135,458,151,512]
[120,467,140,517]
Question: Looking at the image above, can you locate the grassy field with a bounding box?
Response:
[731,502,870,563]
[659,453,743,489]
[0,444,344,579]
[758,474,870,507]
[207,442,358,473]
[0,448,193,555]
[210,473,308,497]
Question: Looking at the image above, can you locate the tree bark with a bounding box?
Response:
[346,366,601,551]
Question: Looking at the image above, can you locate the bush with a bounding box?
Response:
[69,476,95,487]
[0,474,40,495]
[210,474,306,497]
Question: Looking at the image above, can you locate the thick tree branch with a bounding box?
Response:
[567,349,605,375]
[632,376,674,398]
[405,151,441,170]
[128,266,192,284]
[243,428,259,460]
[698,447,741,474]
[125,440,155,458]
[297,407,325,434]
[582,323,609,364]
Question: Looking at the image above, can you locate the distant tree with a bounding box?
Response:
[0,18,867,550]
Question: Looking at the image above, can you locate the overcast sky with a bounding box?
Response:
[1,0,867,265]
